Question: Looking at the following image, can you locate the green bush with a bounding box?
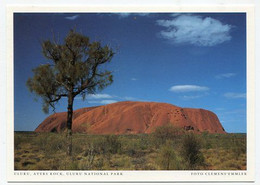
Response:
[201,131,212,149]
[32,133,49,152]
[230,136,246,160]
[84,137,103,154]
[157,141,180,170]
[181,133,205,169]
[32,133,67,155]
[47,134,67,153]
[14,134,27,150]
[137,134,150,150]
[104,135,121,154]
[152,124,184,146]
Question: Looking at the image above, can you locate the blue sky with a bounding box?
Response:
[14,13,246,133]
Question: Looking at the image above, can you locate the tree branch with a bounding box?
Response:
[55,79,70,91]
[47,93,67,103]
[65,43,77,65]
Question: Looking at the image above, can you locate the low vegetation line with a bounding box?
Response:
[14,125,246,170]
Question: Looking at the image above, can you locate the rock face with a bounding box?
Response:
[35,101,226,134]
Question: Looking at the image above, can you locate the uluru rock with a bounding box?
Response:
[35,101,226,134]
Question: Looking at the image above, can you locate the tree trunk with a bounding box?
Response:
[66,93,74,156]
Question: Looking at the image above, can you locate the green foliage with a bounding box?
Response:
[119,134,152,157]
[157,141,181,170]
[181,133,205,169]
[32,133,66,155]
[152,124,184,146]
[33,133,49,151]
[230,135,246,160]
[104,135,122,154]
[123,140,138,157]
[26,29,115,113]
[200,131,212,149]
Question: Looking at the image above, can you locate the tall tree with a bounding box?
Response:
[27,30,114,155]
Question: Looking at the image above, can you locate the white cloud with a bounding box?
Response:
[181,95,204,100]
[75,93,144,103]
[224,93,246,99]
[157,14,232,46]
[65,15,80,20]
[88,100,118,104]
[131,78,137,81]
[100,100,118,104]
[87,94,113,99]
[123,96,138,101]
[169,85,209,92]
[84,94,141,104]
[215,73,236,79]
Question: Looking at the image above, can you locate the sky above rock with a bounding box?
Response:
[14,13,246,132]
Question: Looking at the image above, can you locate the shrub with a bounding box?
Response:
[137,134,150,150]
[152,124,184,146]
[231,136,246,160]
[157,141,180,170]
[125,143,137,157]
[80,135,122,165]
[181,133,205,169]
[32,133,49,152]
[80,144,96,170]
[201,131,212,149]
[47,134,67,153]
[104,135,121,154]
[124,143,147,158]
[14,134,24,150]
[32,133,67,156]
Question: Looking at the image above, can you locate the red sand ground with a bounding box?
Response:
[35,101,226,134]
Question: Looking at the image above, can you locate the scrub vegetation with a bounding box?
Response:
[14,127,246,170]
